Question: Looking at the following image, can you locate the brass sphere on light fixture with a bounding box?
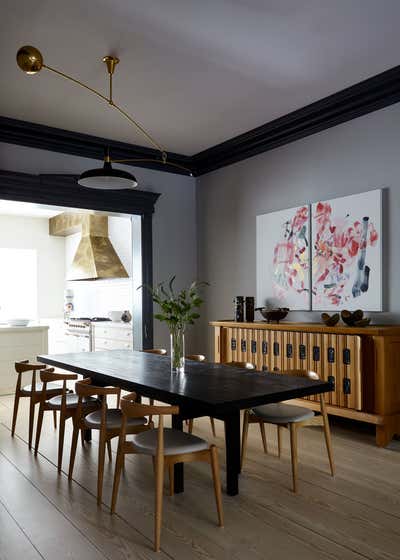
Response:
[16,45,43,74]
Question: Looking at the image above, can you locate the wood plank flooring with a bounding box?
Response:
[0,394,399,559]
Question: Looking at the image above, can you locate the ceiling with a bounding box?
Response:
[1,0,400,156]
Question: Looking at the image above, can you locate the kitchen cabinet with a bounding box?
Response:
[0,325,49,395]
[92,321,133,351]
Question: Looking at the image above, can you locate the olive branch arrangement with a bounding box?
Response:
[141,276,208,331]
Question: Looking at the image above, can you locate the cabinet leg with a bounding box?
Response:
[376,417,400,447]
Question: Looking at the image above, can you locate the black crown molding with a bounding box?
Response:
[1,64,400,178]
[192,64,400,175]
[0,170,160,215]
[0,116,192,177]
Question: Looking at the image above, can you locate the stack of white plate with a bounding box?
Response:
[7,319,30,327]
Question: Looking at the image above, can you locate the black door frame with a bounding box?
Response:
[0,170,160,349]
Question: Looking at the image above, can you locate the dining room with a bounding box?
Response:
[1,1,400,559]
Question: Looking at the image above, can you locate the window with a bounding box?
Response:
[0,248,37,320]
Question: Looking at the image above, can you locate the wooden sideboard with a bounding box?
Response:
[210,320,400,447]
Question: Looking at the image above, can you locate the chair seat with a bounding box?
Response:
[21,382,64,395]
[84,408,147,430]
[132,428,209,456]
[46,394,100,410]
[251,403,315,424]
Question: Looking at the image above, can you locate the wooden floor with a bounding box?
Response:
[0,395,400,560]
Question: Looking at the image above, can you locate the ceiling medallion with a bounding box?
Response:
[16,46,192,188]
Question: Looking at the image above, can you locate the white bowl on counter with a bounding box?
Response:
[7,318,30,327]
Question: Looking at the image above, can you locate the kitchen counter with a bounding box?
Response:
[0,324,49,333]
[0,325,49,394]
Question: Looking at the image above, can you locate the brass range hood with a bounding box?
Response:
[50,213,128,281]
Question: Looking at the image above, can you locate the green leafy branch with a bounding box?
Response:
[140,276,208,332]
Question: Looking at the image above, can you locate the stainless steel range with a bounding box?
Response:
[66,317,110,352]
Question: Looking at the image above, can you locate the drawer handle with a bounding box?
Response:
[343,378,351,394]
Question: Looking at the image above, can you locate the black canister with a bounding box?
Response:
[234,296,244,322]
[245,297,255,322]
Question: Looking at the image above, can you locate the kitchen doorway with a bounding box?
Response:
[0,200,142,378]
[0,170,160,350]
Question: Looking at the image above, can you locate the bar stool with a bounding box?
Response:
[34,369,100,471]
[69,379,152,505]
[186,355,216,437]
[111,392,224,552]
[11,360,65,449]
[241,369,335,492]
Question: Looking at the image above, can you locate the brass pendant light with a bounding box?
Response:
[16,46,192,188]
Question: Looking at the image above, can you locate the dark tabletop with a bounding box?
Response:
[38,350,331,415]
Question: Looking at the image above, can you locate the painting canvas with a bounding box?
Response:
[311,189,382,311]
[257,205,311,310]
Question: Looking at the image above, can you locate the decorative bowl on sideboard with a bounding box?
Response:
[255,307,289,323]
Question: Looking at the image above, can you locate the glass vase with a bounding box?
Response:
[170,327,185,373]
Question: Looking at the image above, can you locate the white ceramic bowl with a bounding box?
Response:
[108,311,123,322]
[7,318,30,327]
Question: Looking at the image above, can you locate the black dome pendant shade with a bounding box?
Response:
[78,151,138,190]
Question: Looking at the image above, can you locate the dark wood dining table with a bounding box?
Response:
[38,350,331,496]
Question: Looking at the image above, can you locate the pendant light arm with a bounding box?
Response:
[43,62,166,156]
[43,63,110,104]
[109,102,166,155]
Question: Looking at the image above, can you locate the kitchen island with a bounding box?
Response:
[0,324,49,394]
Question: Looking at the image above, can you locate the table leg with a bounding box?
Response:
[172,414,184,493]
[224,411,241,496]
[84,428,92,442]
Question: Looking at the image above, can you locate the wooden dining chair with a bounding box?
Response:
[142,349,168,415]
[241,369,335,493]
[111,393,224,552]
[34,369,100,471]
[69,379,151,505]
[143,348,167,355]
[11,360,65,449]
[186,354,217,437]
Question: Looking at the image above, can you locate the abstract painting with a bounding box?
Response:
[257,205,311,310]
[311,189,382,311]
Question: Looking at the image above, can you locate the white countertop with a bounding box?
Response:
[0,323,49,333]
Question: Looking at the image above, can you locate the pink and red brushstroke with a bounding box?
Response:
[312,201,378,306]
[273,206,310,303]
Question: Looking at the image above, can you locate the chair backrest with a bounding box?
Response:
[186,354,206,362]
[15,360,47,374]
[74,379,120,430]
[120,392,178,418]
[227,361,255,370]
[75,379,120,399]
[39,368,78,404]
[142,348,167,355]
[120,392,179,457]
[14,360,53,393]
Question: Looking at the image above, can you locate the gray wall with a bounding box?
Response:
[0,142,197,351]
[197,103,400,358]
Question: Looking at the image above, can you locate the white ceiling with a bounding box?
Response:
[1,0,400,155]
